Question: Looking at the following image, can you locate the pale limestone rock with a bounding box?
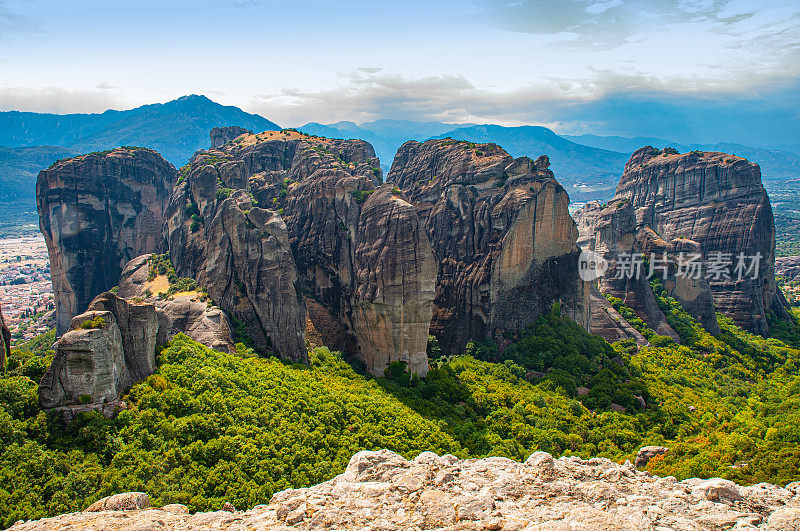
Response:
[85,492,149,512]
[9,450,800,530]
[635,446,669,469]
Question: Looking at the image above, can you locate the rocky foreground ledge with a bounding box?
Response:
[8,450,800,530]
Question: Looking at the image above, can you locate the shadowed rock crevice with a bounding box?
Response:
[165,130,436,374]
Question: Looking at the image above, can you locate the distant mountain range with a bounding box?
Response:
[298,120,466,169]
[2,95,798,231]
[0,95,279,166]
[0,96,280,231]
[300,121,799,202]
[563,134,800,191]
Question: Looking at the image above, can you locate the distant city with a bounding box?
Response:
[0,235,54,341]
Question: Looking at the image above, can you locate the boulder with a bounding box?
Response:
[85,493,150,512]
[38,294,160,418]
[36,147,175,335]
[614,147,789,335]
[690,478,743,503]
[388,139,588,354]
[635,446,669,469]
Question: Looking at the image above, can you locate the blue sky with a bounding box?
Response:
[0,0,797,147]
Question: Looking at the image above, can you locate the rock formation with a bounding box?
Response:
[776,256,800,283]
[352,185,437,375]
[165,130,436,374]
[10,449,800,530]
[575,198,679,341]
[117,255,234,353]
[614,147,789,335]
[388,138,587,354]
[38,292,160,420]
[209,126,252,149]
[635,445,669,469]
[1,303,10,371]
[204,193,305,362]
[36,147,175,336]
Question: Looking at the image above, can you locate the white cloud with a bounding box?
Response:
[0,86,123,113]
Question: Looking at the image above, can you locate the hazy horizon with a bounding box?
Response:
[0,0,798,148]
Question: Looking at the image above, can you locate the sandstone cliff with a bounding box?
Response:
[38,292,159,420]
[165,130,436,374]
[352,185,437,375]
[0,303,10,371]
[575,199,682,342]
[9,449,800,530]
[209,126,252,149]
[614,147,788,335]
[388,139,587,354]
[117,254,234,353]
[36,147,175,336]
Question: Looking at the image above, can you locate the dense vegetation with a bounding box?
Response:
[2,287,800,526]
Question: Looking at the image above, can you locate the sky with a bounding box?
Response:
[0,0,798,147]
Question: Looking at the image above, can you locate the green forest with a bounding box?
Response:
[2,285,800,526]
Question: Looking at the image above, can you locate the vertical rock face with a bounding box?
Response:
[204,193,306,363]
[388,139,587,354]
[210,126,252,149]
[574,199,680,341]
[165,130,436,374]
[0,303,10,371]
[38,293,159,419]
[614,147,788,335]
[575,198,720,340]
[352,185,437,375]
[86,292,158,383]
[37,147,175,336]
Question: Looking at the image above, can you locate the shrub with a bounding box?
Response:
[79,317,105,330]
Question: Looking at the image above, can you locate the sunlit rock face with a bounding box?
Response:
[36,147,175,336]
[389,139,588,354]
[38,293,159,421]
[614,147,789,335]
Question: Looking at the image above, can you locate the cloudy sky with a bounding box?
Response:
[1,0,798,147]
